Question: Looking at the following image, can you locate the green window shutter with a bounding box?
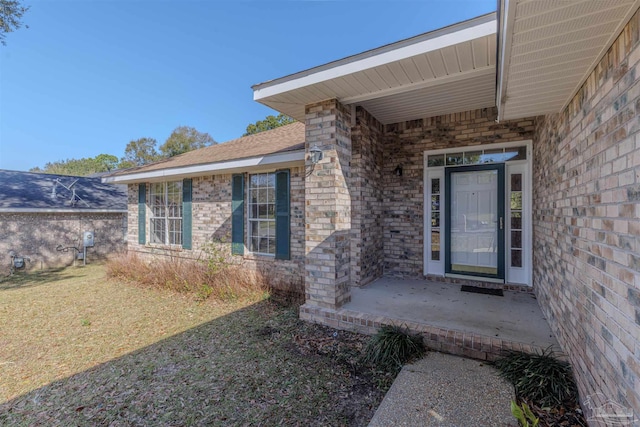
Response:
[231,174,245,255]
[275,169,290,260]
[182,178,192,249]
[138,183,146,244]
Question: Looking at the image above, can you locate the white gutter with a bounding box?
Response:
[496,0,515,122]
[0,208,127,213]
[253,15,497,101]
[103,150,306,184]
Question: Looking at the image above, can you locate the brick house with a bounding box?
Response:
[0,170,127,273]
[106,2,640,417]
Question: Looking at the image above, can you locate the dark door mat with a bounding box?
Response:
[461,285,504,296]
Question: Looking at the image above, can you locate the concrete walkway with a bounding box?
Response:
[369,352,517,427]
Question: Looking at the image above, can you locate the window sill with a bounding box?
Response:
[244,252,275,260]
[145,243,183,252]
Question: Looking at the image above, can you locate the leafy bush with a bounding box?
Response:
[361,325,426,371]
[494,347,577,407]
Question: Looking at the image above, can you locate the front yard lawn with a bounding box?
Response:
[0,264,390,426]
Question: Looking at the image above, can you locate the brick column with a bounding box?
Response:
[304,99,352,309]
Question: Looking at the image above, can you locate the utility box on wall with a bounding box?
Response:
[83,231,95,248]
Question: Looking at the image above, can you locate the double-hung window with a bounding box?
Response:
[248,173,276,255]
[232,170,289,259]
[149,181,183,245]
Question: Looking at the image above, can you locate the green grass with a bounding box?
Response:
[0,264,390,426]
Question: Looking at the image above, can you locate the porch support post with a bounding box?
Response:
[303,99,352,309]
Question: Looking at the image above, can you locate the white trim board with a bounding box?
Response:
[103,150,305,184]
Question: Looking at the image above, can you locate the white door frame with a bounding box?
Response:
[423,140,533,286]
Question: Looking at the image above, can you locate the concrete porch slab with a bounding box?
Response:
[300,277,559,361]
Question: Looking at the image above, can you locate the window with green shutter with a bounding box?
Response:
[245,170,290,259]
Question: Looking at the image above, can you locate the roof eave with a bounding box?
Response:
[0,208,127,213]
[252,12,497,102]
[103,149,306,184]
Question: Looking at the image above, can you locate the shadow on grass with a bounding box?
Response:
[0,299,384,427]
[0,266,91,291]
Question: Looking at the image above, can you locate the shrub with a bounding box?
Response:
[105,251,269,303]
[361,325,426,371]
[494,347,577,407]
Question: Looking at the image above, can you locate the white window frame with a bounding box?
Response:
[149,181,183,246]
[247,172,276,256]
[423,140,532,286]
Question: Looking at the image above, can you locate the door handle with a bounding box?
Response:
[500,217,504,230]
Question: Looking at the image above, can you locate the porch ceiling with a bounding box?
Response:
[252,13,497,125]
[497,0,640,121]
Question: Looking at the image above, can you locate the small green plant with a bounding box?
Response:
[511,401,539,427]
[494,347,577,407]
[81,319,91,327]
[196,284,213,301]
[361,325,426,371]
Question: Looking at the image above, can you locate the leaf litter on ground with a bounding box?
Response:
[0,264,392,426]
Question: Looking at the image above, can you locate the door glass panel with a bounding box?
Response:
[450,169,498,275]
[430,178,441,261]
[446,153,464,166]
[428,155,445,167]
[464,151,482,165]
[431,230,440,260]
[511,249,522,268]
[510,173,523,268]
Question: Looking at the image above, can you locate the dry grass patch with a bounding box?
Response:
[106,252,270,302]
[0,263,248,402]
[0,264,392,426]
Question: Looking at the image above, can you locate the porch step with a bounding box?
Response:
[300,304,551,361]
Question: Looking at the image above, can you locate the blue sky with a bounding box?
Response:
[0,0,495,172]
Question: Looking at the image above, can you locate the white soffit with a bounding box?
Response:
[253,13,497,125]
[497,0,640,121]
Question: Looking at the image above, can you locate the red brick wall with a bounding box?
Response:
[533,10,640,415]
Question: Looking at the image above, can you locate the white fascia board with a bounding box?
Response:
[496,0,515,122]
[0,209,127,213]
[103,150,306,184]
[253,19,497,101]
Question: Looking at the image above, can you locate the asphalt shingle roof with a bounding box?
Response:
[110,121,305,177]
[0,170,127,211]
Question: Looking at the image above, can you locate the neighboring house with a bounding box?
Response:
[0,170,127,273]
[105,2,640,416]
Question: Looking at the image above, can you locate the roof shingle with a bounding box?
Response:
[111,121,305,177]
[0,170,127,211]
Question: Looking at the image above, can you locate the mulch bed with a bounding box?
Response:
[517,396,587,426]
